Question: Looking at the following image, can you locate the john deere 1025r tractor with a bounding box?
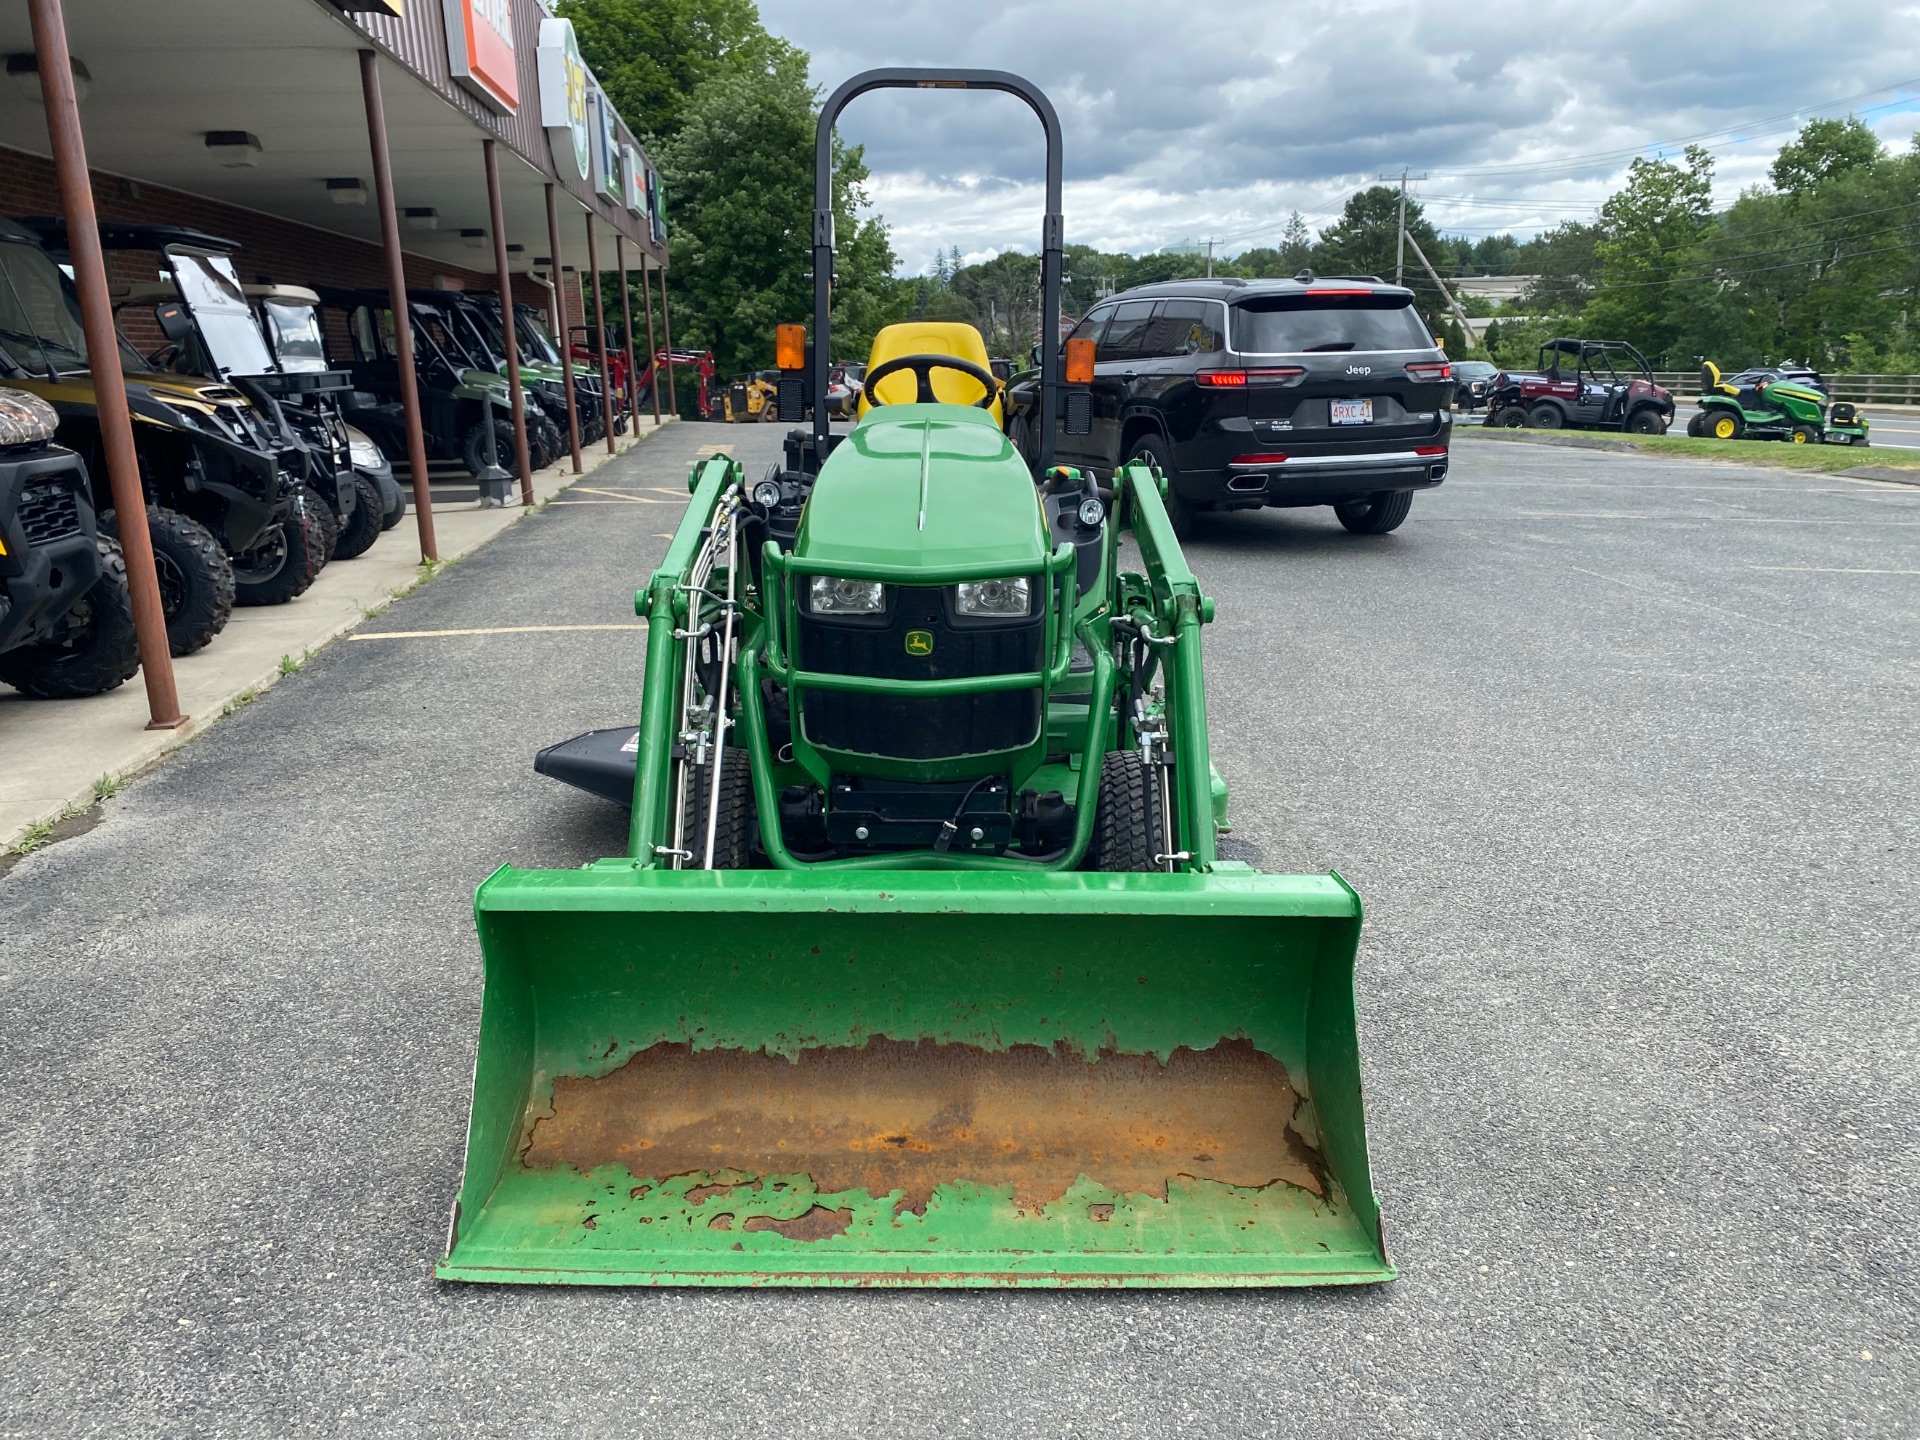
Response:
[438,69,1392,1289]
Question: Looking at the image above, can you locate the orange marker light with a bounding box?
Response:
[776,323,806,372]
[1065,337,1094,385]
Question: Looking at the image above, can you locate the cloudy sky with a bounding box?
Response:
[756,0,1920,275]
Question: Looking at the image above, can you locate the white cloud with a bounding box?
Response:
[759,0,1920,273]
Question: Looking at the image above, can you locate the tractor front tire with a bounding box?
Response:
[103,505,233,656]
[1707,411,1743,441]
[332,472,384,560]
[0,537,140,699]
[1529,404,1565,430]
[1791,425,1817,445]
[1087,749,1167,873]
[683,746,753,869]
[1335,489,1414,535]
[1126,434,1194,540]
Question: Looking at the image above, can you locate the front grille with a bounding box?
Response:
[798,584,1043,760]
[17,483,82,547]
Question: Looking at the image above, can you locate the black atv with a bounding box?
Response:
[0,388,138,699]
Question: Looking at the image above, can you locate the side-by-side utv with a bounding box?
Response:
[440,71,1391,1290]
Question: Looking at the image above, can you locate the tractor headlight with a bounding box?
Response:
[751,478,783,509]
[954,577,1031,617]
[808,575,887,614]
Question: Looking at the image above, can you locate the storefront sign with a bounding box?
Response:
[590,90,619,200]
[443,0,518,115]
[621,145,644,214]
[537,18,589,181]
[646,163,666,244]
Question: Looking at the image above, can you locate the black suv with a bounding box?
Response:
[1008,275,1451,535]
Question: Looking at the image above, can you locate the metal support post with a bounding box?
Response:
[543,184,583,473]
[638,251,661,423]
[615,234,642,431]
[29,0,184,728]
[482,139,534,505]
[584,215,615,455]
[358,49,436,562]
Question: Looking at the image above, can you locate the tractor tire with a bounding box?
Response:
[233,495,323,607]
[1686,412,1707,437]
[1008,412,1038,472]
[1528,403,1565,430]
[1087,749,1168,872]
[301,486,339,570]
[682,746,753,869]
[461,419,516,479]
[1628,409,1666,434]
[1706,410,1743,441]
[1790,425,1817,445]
[1334,489,1414,535]
[0,536,140,699]
[102,505,233,656]
[332,472,384,560]
[1495,406,1529,428]
[1126,434,1194,540]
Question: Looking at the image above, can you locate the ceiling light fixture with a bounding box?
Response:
[204,131,263,168]
[403,207,438,231]
[6,54,90,107]
[326,177,368,206]
[460,228,487,249]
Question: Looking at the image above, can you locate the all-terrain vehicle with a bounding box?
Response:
[475,297,608,447]
[439,68,1391,1292]
[0,387,137,698]
[1485,339,1673,433]
[0,218,317,652]
[410,290,569,469]
[316,287,539,481]
[1690,362,1870,446]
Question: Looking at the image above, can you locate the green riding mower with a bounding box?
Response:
[439,69,1392,1290]
[1690,362,1871,445]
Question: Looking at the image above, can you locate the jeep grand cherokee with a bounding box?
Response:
[1009,275,1451,536]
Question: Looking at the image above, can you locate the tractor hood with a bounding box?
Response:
[796,405,1044,572]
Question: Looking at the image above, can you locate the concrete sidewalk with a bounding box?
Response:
[0,419,670,850]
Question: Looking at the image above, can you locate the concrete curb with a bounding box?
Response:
[1,420,672,852]
[1456,428,1920,480]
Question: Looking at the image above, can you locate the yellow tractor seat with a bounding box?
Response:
[859,321,1003,424]
[1700,360,1740,397]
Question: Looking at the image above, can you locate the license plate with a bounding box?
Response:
[1330,399,1373,425]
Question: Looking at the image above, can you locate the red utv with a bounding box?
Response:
[1485,339,1673,434]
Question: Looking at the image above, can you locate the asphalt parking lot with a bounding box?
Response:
[4,423,1915,1437]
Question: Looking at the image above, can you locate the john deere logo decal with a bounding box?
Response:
[904,629,934,657]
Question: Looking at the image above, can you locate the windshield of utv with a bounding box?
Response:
[0,237,153,378]
[1231,294,1432,354]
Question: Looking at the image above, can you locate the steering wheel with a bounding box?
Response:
[861,353,997,409]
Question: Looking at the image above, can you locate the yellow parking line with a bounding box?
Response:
[350,624,649,640]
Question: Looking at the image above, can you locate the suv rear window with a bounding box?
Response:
[1231,294,1433,354]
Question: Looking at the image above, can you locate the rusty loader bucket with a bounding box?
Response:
[435,866,1393,1287]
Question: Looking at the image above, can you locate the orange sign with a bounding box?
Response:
[443,0,519,115]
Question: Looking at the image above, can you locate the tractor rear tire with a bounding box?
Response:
[1494,406,1529,428]
[1529,404,1564,430]
[0,537,140,699]
[1087,749,1167,873]
[1126,434,1194,540]
[1791,425,1817,445]
[683,746,753,869]
[1628,409,1666,434]
[1335,489,1413,535]
[103,505,233,656]
[332,472,384,560]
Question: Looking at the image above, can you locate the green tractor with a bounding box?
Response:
[437,69,1392,1290]
[1690,362,1871,446]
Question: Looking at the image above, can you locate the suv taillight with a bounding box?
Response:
[1404,362,1451,381]
[1196,368,1306,388]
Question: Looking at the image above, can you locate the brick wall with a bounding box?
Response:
[0,144,552,349]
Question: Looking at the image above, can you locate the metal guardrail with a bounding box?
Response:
[1649,372,1920,405]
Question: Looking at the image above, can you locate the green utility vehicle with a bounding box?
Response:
[469,296,610,446]
[439,68,1391,1291]
[1690,362,1871,445]
[406,290,565,471]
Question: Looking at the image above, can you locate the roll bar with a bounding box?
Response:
[812,69,1064,472]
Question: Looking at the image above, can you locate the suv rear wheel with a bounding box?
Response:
[1125,434,1194,539]
[1334,490,1413,535]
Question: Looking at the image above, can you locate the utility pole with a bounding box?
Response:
[1378,169,1427,286]
[1205,238,1215,278]
[1402,230,1477,353]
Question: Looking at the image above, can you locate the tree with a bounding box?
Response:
[1514,221,1600,313]
[652,51,901,376]
[1581,147,1718,363]
[952,252,1042,358]
[1314,186,1439,281]
[557,0,791,143]
[1770,116,1882,195]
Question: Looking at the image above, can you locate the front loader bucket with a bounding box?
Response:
[438,866,1394,1288]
